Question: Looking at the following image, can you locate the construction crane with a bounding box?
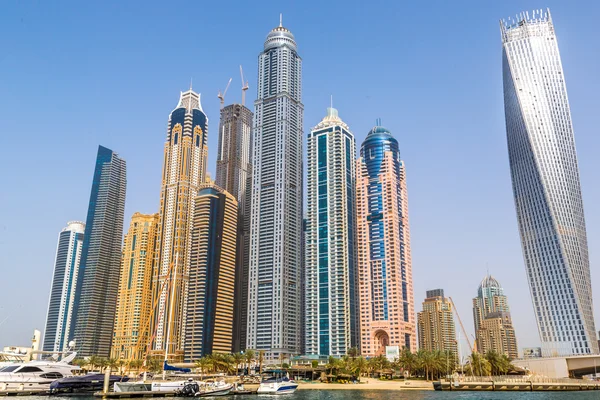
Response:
[217,77,232,109]
[449,296,476,353]
[240,65,249,106]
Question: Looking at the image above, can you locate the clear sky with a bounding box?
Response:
[1,0,600,357]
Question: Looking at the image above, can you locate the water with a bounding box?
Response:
[17,392,600,400]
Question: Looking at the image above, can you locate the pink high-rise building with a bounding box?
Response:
[356,125,415,356]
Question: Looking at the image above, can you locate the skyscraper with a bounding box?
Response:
[356,125,415,356]
[247,18,303,360]
[71,145,126,357]
[473,275,518,359]
[305,107,357,357]
[153,89,208,361]
[184,183,238,361]
[43,221,85,353]
[111,212,159,360]
[216,103,253,352]
[417,289,457,360]
[501,9,598,356]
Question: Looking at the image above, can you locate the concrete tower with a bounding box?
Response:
[246,18,304,360]
[111,212,159,360]
[216,103,253,352]
[473,275,518,359]
[184,183,238,360]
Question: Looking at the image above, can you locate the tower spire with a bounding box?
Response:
[189,78,193,91]
[279,13,283,27]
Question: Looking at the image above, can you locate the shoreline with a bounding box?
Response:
[297,378,434,391]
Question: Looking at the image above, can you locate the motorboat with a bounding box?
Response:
[49,373,129,394]
[114,381,151,392]
[257,376,298,395]
[174,379,232,397]
[0,352,80,391]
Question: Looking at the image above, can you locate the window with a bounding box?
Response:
[17,366,43,373]
[40,372,63,379]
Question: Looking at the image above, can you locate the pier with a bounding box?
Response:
[434,376,600,391]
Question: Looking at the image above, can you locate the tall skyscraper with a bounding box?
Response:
[216,103,253,352]
[473,275,518,359]
[417,289,457,360]
[153,89,208,361]
[247,18,303,359]
[43,221,85,353]
[305,107,358,357]
[356,125,415,356]
[184,183,238,361]
[501,9,598,356]
[111,212,159,360]
[71,145,126,357]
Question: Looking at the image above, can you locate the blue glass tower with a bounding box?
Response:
[71,145,127,357]
[356,125,415,356]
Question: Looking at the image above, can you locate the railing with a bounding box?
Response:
[443,375,593,385]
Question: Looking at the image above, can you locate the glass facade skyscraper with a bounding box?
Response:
[501,9,598,356]
[305,107,358,357]
[356,125,415,356]
[43,221,85,354]
[247,20,303,359]
[71,145,127,357]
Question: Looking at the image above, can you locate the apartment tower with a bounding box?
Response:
[417,289,458,360]
[71,145,127,357]
[111,213,159,360]
[356,124,415,356]
[247,18,304,360]
[305,107,358,356]
[216,103,253,352]
[184,183,238,360]
[501,9,597,356]
[473,275,518,359]
[153,89,208,361]
[43,221,85,353]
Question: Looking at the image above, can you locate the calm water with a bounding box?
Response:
[19,392,600,400]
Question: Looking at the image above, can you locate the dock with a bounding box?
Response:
[434,376,600,391]
[0,390,49,396]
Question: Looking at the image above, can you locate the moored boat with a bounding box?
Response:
[0,353,80,391]
[49,373,128,394]
[257,376,298,395]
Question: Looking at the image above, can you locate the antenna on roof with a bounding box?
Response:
[279,13,283,27]
[189,78,193,91]
[330,95,333,109]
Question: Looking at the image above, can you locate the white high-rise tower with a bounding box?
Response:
[247,17,303,359]
[501,9,597,356]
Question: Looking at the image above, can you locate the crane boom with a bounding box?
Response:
[449,297,475,353]
[240,65,249,106]
[217,77,233,109]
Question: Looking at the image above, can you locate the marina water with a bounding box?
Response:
[16,392,600,400]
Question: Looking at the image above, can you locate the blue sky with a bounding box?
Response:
[1,0,600,356]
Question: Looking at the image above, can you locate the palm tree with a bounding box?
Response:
[88,355,100,371]
[466,352,491,377]
[352,356,367,381]
[232,352,245,377]
[347,347,359,360]
[195,357,212,379]
[398,348,417,377]
[108,358,118,372]
[416,350,436,381]
[244,350,255,374]
[279,353,285,369]
[128,359,143,374]
[484,351,512,376]
[97,357,108,372]
[257,351,265,374]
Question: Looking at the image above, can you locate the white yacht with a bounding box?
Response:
[0,353,80,391]
[257,376,298,395]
